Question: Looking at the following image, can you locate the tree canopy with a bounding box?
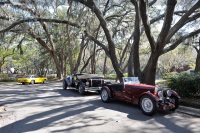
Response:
[0,0,199,85]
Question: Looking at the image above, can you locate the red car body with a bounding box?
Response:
[100,77,180,116]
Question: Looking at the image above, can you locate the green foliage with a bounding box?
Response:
[105,74,117,79]
[0,73,16,82]
[104,73,128,79]
[0,73,8,78]
[164,72,200,97]
[47,74,57,80]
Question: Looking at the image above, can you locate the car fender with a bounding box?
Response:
[171,90,180,99]
[139,91,159,104]
[101,86,111,97]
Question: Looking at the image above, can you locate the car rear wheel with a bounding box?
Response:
[170,97,179,111]
[101,88,110,103]
[78,85,85,95]
[22,82,25,85]
[43,80,47,84]
[31,80,35,84]
[140,95,157,116]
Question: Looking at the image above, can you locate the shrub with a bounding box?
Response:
[0,73,18,82]
[164,72,200,97]
[104,74,117,79]
[0,73,8,79]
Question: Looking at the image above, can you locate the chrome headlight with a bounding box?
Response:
[166,90,172,100]
[167,90,172,97]
[85,82,89,86]
[157,90,163,101]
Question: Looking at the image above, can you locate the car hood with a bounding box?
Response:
[125,83,155,90]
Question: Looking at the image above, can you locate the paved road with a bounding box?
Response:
[0,82,199,133]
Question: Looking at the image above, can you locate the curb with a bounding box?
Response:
[177,106,200,117]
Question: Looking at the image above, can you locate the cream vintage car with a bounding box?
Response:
[18,75,48,84]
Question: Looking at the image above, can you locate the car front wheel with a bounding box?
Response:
[101,88,110,103]
[140,95,157,116]
[170,97,179,111]
[43,80,47,84]
[31,80,35,84]
[78,85,85,95]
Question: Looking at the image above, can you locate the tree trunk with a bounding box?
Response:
[129,0,141,77]
[79,1,124,82]
[74,37,87,74]
[195,50,200,73]
[141,53,159,85]
[67,28,74,75]
[103,55,107,74]
[91,42,96,74]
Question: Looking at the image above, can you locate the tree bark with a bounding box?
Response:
[195,50,200,73]
[194,38,200,73]
[103,55,107,74]
[78,0,124,82]
[74,36,87,74]
[129,0,141,77]
[141,52,160,85]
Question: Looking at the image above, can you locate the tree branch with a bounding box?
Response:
[84,31,110,57]
[0,18,80,33]
[163,28,200,54]
[166,0,200,42]
[157,0,177,50]
[139,0,156,52]
[0,16,9,20]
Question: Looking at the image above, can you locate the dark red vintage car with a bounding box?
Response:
[100,77,180,116]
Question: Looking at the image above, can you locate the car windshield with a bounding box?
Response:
[24,75,32,78]
[123,77,140,84]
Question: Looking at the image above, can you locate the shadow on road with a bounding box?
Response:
[0,83,194,133]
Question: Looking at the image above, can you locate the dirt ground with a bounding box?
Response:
[181,96,200,109]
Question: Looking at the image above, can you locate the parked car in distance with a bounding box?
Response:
[100,77,180,116]
[63,74,106,95]
[18,75,48,85]
[187,69,194,74]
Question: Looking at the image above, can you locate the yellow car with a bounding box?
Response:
[18,75,48,85]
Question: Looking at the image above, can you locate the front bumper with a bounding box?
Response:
[84,86,102,91]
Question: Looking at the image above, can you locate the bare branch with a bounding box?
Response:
[166,0,200,42]
[149,0,157,7]
[0,16,9,20]
[0,18,80,33]
[139,0,156,52]
[163,28,200,54]
[157,0,177,50]
[84,30,110,57]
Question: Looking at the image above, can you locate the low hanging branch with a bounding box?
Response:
[0,18,80,33]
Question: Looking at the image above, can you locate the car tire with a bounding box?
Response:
[140,95,157,116]
[101,88,110,103]
[170,97,179,111]
[78,85,85,95]
[43,80,47,84]
[31,80,35,84]
[63,80,67,90]
[22,82,25,85]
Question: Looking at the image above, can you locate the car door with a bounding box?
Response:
[123,84,137,103]
[34,76,40,83]
[124,84,142,103]
[112,84,125,101]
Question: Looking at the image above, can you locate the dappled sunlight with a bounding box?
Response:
[0,82,200,133]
